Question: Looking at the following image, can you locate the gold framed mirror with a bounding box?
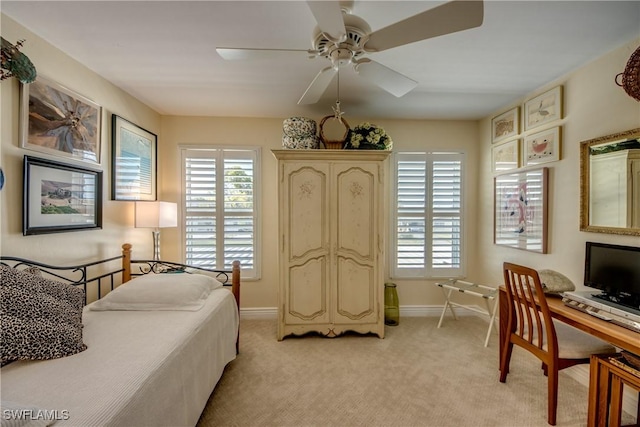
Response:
[580,127,640,236]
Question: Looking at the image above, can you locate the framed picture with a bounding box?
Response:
[494,167,548,254]
[23,156,102,235]
[20,75,102,164]
[111,115,157,201]
[491,139,520,173]
[523,126,561,167]
[491,107,519,143]
[524,86,563,131]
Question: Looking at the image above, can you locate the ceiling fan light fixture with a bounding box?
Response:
[219,0,484,105]
[329,48,354,68]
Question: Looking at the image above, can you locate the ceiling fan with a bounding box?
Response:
[216,0,484,105]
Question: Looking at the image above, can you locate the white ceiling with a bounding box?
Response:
[2,1,639,120]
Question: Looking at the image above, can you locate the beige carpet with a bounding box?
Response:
[197,316,632,427]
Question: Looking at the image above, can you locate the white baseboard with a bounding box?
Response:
[239,307,278,319]
[239,305,480,319]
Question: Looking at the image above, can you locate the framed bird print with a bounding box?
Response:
[20,75,102,165]
[523,126,561,167]
[524,86,563,131]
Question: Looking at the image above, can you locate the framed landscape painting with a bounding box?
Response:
[23,156,102,235]
[20,76,102,164]
[494,167,548,253]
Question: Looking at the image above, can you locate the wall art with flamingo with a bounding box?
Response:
[494,168,548,253]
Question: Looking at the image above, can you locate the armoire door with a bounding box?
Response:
[280,162,331,326]
[331,162,381,325]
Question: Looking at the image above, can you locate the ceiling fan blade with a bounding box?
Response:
[354,59,417,97]
[298,67,337,105]
[216,47,308,60]
[365,0,484,52]
[306,1,346,43]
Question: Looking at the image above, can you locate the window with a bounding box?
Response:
[181,147,260,279]
[391,152,464,278]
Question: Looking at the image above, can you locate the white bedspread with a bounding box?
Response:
[1,288,239,427]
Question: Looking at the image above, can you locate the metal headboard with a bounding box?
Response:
[0,255,125,305]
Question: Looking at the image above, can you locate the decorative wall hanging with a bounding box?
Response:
[524,86,563,131]
[491,107,519,143]
[23,156,102,235]
[20,75,102,164]
[1,38,36,83]
[494,167,548,254]
[616,44,640,102]
[523,126,561,167]
[491,139,520,173]
[111,115,157,201]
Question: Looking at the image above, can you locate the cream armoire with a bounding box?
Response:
[272,150,390,340]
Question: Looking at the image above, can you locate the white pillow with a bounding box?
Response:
[89,273,223,311]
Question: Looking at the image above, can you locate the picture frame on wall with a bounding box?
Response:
[111,115,157,201]
[523,126,561,167]
[524,86,563,131]
[20,75,102,165]
[494,167,548,254]
[491,139,520,173]
[23,156,102,236]
[491,107,519,143]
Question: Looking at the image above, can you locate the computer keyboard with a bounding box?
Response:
[562,297,640,333]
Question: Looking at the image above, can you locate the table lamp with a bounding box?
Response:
[134,201,177,260]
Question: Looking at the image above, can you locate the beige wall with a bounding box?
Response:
[159,116,479,309]
[474,37,640,289]
[2,13,639,311]
[1,15,161,265]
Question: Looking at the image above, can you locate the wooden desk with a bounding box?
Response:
[499,288,640,426]
[498,287,640,360]
[589,353,640,427]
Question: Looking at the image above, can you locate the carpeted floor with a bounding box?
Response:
[197,316,632,427]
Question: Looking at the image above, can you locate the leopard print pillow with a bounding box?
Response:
[1,265,87,366]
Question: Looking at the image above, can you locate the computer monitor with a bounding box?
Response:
[584,241,640,310]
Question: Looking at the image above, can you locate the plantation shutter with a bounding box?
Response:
[182,147,258,278]
[393,152,464,278]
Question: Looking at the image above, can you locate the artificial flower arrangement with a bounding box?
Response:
[344,122,393,150]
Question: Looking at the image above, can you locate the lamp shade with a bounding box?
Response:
[135,201,177,228]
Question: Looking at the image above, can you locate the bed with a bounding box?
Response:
[0,243,240,427]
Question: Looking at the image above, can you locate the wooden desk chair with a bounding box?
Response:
[499,262,616,425]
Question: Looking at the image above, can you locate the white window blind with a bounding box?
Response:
[181,147,259,278]
[392,152,464,278]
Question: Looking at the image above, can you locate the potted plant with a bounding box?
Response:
[344,122,393,150]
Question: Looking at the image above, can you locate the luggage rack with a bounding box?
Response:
[435,279,499,347]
